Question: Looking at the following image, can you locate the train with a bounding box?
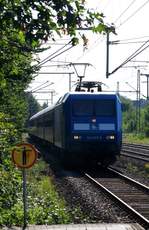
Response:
[29,91,122,167]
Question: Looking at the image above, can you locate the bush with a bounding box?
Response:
[144,127,149,137]
[0,164,22,226]
[0,159,74,227]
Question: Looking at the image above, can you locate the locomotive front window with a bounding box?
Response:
[72,100,93,116]
[73,99,116,116]
[95,100,116,116]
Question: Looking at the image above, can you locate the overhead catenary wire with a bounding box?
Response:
[114,0,137,24]
[112,36,149,42]
[28,81,49,92]
[28,82,54,93]
[26,82,54,93]
[110,35,149,45]
[109,39,149,76]
[37,41,72,67]
[110,43,149,75]
[116,0,149,29]
[49,60,72,64]
[41,64,69,68]
[75,35,105,61]
[37,45,74,67]
[111,40,149,45]
[118,39,149,65]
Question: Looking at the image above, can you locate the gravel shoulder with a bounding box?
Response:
[30,140,146,225]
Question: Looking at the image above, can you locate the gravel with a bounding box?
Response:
[113,155,149,187]
[53,169,137,224]
[30,140,146,225]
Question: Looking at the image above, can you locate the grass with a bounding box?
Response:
[123,133,149,144]
[14,158,89,226]
[122,133,149,175]
[0,157,77,227]
[126,162,149,178]
[26,160,71,225]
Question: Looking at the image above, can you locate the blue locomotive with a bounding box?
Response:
[29,91,122,167]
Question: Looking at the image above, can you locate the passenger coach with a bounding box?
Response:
[29,92,122,167]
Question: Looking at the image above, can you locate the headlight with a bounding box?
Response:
[106,135,115,140]
[73,135,81,140]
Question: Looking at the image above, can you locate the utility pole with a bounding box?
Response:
[125,81,138,133]
[137,70,141,133]
[69,73,72,91]
[106,32,110,78]
[125,69,142,134]
[50,90,55,104]
[37,72,74,92]
[116,81,120,95]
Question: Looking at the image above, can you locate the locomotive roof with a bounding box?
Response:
[30,92,120,121]
[29,104,55,121]
[61,92,118,102]
[68,92,117,95]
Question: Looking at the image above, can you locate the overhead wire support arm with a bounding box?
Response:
[38,41,72,67]
[28,81,49,92]
[108,39,149,77]
[31,82,54,93]
[37,72,74,75]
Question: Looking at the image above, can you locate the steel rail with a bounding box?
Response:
[123,142,149,150]
[121,143,149,162]
[122,148,149,156]
[122,146,149,156]
[84,170,149,227]
[121,150,149,162]
[108,167,149,191]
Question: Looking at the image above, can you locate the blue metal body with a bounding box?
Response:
[29,92,122,166]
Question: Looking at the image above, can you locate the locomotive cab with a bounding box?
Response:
[61,92,122,166]
[29,92,122,168]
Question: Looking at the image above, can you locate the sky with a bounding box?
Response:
[28,0,149,105]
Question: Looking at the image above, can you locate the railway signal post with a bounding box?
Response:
[12,143,38,229]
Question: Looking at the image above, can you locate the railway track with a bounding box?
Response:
[84,167,149,228]
[121,143,149,162]
[123,143,149,150]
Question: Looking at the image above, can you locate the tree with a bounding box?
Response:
[42,102,48,109]
[25,93,41,119]
[120,96,136,133]
[0,0,115,49]
[0,0,115,139]
[143,103,149,136]
[0,2,116,225]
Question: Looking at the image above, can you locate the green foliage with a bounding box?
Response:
[143,103,149,136]
[42,102,48,109]
[0,164,22,226]
[125,162,149,180]
[0,1,115,226]
[120,96,136,133]
[27,177,71,224]
[25,93,41,121]
[25,161,71,224]
[144,163,149,173]
[127,163,138,173]
[0,0,114,48]
[25,160,90,225]
[0,160,88,226]
[123,133,149,144]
